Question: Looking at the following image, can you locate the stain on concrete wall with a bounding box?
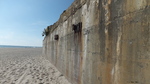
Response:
[43,0,150,84]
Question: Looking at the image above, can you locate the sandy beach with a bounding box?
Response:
[0,48,71,84]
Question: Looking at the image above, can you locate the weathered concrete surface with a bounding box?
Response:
[43,0,150,84]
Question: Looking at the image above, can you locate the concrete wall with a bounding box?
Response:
[43,0,150,84]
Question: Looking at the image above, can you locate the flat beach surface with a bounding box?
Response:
[0,48,71,84]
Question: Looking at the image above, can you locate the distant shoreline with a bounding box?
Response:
[0,45,42,48]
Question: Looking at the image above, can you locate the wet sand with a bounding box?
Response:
[0,48,71,84]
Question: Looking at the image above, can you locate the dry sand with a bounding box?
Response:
[0,48,71,84]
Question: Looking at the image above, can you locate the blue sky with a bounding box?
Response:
[0,0,74,47]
